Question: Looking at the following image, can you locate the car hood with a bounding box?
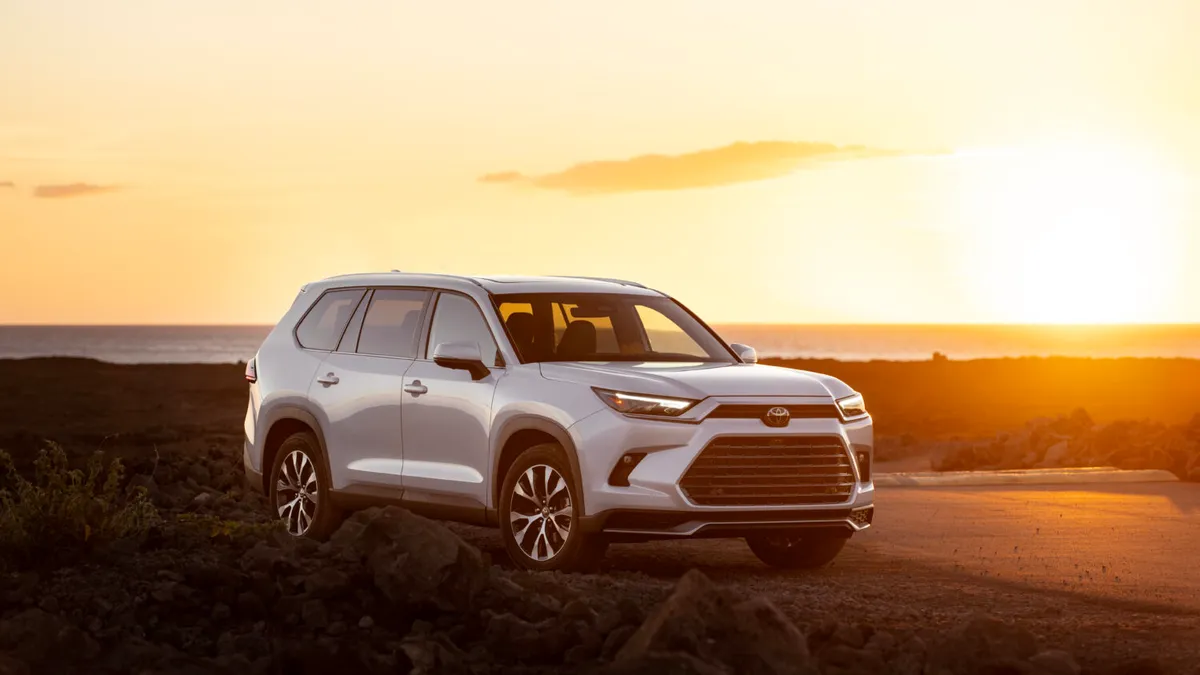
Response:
[537,361,855,400]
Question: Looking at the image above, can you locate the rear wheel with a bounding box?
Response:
[499,443,607,572]
[268,431,342,540]
[746,529,850,569]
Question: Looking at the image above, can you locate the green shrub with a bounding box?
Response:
[0,442,160,569]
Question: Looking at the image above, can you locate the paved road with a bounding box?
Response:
[860,482,1200,611]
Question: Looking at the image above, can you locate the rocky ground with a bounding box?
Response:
[2,358,1199,673]
[2,464,1186,675]
[898,410,1200,479]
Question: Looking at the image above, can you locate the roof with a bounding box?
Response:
[308,272,663,296]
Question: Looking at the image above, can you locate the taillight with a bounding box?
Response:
[245,357,257,383]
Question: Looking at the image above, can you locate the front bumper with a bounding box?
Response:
[568,397,875,538]
[579,504,874,542]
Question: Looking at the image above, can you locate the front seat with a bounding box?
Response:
[505,312,536,361]
[557,320,597,360]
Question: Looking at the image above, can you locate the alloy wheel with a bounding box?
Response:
[276,449,319,536]
[509,464,573,561]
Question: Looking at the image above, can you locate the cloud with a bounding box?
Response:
[0,181,14,189]
[33,183,120,199]
[480,140,910,194]
[478,171,526,184]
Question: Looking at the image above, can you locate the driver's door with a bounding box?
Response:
[400,291,504,513]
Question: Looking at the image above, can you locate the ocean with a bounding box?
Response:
[2,324,1199,364]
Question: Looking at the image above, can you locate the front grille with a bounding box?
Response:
[680,435,855,506]
[706,404,840,420]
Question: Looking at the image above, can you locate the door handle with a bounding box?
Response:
[316,372,339,386]
[404,380,428,396]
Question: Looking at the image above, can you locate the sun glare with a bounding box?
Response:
[957,145,1183,324]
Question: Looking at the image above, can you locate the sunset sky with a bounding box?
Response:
[2,0,1199,325]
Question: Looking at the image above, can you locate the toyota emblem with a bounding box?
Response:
[762,406,790,428]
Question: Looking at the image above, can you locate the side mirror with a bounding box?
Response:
[730,343,758,364]
[432,342,490,380]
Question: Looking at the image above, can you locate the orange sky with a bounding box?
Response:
[2,0,1199,324]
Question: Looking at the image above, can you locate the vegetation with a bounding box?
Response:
[0,442,159,569]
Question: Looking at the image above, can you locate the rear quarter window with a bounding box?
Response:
[295,289,365,350]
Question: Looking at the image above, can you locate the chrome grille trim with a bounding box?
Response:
[679,435,856,506]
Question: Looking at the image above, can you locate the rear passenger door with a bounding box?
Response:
[307,288,431,492]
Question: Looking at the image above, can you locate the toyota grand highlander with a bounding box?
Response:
[243,272,874,571]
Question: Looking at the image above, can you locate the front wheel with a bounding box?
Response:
[746,529,850,569]
[499,443,607,572]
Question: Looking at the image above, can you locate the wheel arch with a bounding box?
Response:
[490,415,585,524]
[260,405,331,495]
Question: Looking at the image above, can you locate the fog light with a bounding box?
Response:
[607,453,646,487]
[850,506,874,527]
[854,449,871,482]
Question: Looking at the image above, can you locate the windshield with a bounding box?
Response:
[494,293,736,363]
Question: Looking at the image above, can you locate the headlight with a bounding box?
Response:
[593,388,698,417]
[836,393,868,420]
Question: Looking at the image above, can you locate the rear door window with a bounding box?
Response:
[356,289,430,358]
[295,289,366,351]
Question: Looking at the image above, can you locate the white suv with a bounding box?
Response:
[243,273,874,571]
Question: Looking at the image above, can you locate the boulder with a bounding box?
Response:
[596,651,732,675]
[0,609,98,666]
[329,506,489,612]
[925,615,1038,674]
[1030,649,1081,675]
[400,636,468,675]
[1038,441,1071,468]
[615,570,814,675]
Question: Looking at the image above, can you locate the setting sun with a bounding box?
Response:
[956,144,1185,324]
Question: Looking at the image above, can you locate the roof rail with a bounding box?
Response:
[417,271,486,288]
[555,275,648,289]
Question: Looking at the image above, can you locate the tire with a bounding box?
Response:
[267,430,342,540]
[746,529,850,569]
[499,443,608,572]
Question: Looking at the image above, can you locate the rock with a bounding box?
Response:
[602,625,638,660]
[400,637,468,675]
[485,612,546,662]
[596,651,732,675]
[304,568,350,598]
[188,462,212,486]
[864,629,897,655]
[358,615,375,629]
[816,644,886,674]
[126,473,160,500]
[240,541,298,575]
[236,591,266,618]
[36,596,59,613]
[1186,466,1200,483]
[616,570,812,675]
[326,621,347,636]
[1038,441,1071,467]
[0,654,30,675]
[829,623,866,649]
[0,609,98,665]
[1104,658,1168,675]
[211,603,231,621]
[301,599,328,629]
[926,615,1038,674]
[329,506,489,612]
[562,598,597,623]
[1031,649,1081,675]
